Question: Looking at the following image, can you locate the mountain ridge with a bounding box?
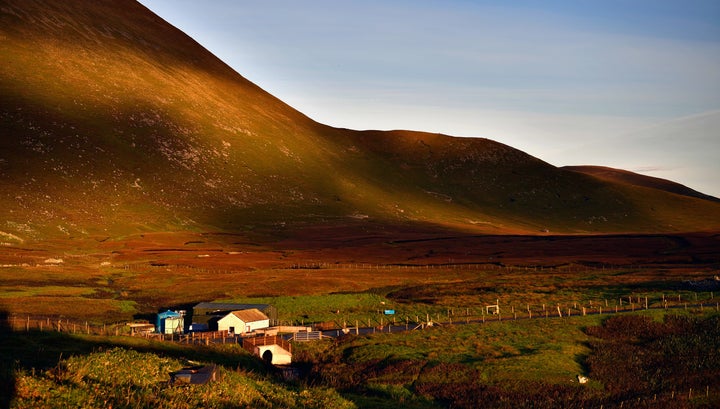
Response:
[1,0,720,243]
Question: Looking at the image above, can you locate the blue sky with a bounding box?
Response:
[138,0,720,197]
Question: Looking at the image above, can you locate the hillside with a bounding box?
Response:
[2,0,720,244]
[563,166,719,203]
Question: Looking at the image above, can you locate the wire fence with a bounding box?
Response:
[5,289,716,338]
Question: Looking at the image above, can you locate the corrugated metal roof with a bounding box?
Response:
[230,308,268,323]
[157,310,182,319]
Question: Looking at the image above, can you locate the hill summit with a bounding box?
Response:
[1,0,720,242]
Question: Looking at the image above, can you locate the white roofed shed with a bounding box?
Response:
[217,308,270,335]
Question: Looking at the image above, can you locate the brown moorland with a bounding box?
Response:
[1,226,718,321]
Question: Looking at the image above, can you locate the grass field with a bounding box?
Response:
[5,309,717,408]
[1,231,719,407]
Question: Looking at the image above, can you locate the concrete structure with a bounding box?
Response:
[243,335,293,366]
[256,344,292,365]
[217,308,269,335]
[170,365,217,385]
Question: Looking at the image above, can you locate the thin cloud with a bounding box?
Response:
[630,166,677,174]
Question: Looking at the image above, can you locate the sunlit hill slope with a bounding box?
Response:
[1,0,720,243]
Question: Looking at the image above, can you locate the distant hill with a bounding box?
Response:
[1,0,720,243]
[563,166,719,203]
[558,111,720,201]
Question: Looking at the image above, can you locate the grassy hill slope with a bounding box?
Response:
[564,165,719,203]
[1,0,720,243]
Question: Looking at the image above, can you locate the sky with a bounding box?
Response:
[138,0,720,197]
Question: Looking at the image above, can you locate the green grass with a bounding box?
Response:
[10,347,355,409]
[330,315,604,386]
[292,310,720,408]
[223,293,392,324]
[0,286,96,298]
[4,299,717,408]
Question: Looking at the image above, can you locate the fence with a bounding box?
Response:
[4,315,129,336]
[119,260,688,276]
[296,291,720,333]
[292,331,325,342]
[3,290,718,348]
[176,330,236,345]
[242,335,292,354]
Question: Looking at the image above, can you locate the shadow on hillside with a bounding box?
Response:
[578,280,692,300]
[0,311,13,409]
[0,311,268,407]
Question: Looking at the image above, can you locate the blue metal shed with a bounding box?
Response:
[156,310,183,334]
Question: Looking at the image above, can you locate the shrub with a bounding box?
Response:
[586,314,720,403]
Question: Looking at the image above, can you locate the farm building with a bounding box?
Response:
[217,309,270,335]
[156,310,184,334]
[191,302,277,330]
[126,322,155,335]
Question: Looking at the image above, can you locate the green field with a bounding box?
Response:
[3,298,718,408]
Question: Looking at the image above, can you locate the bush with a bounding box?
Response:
[586,314,720,404]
